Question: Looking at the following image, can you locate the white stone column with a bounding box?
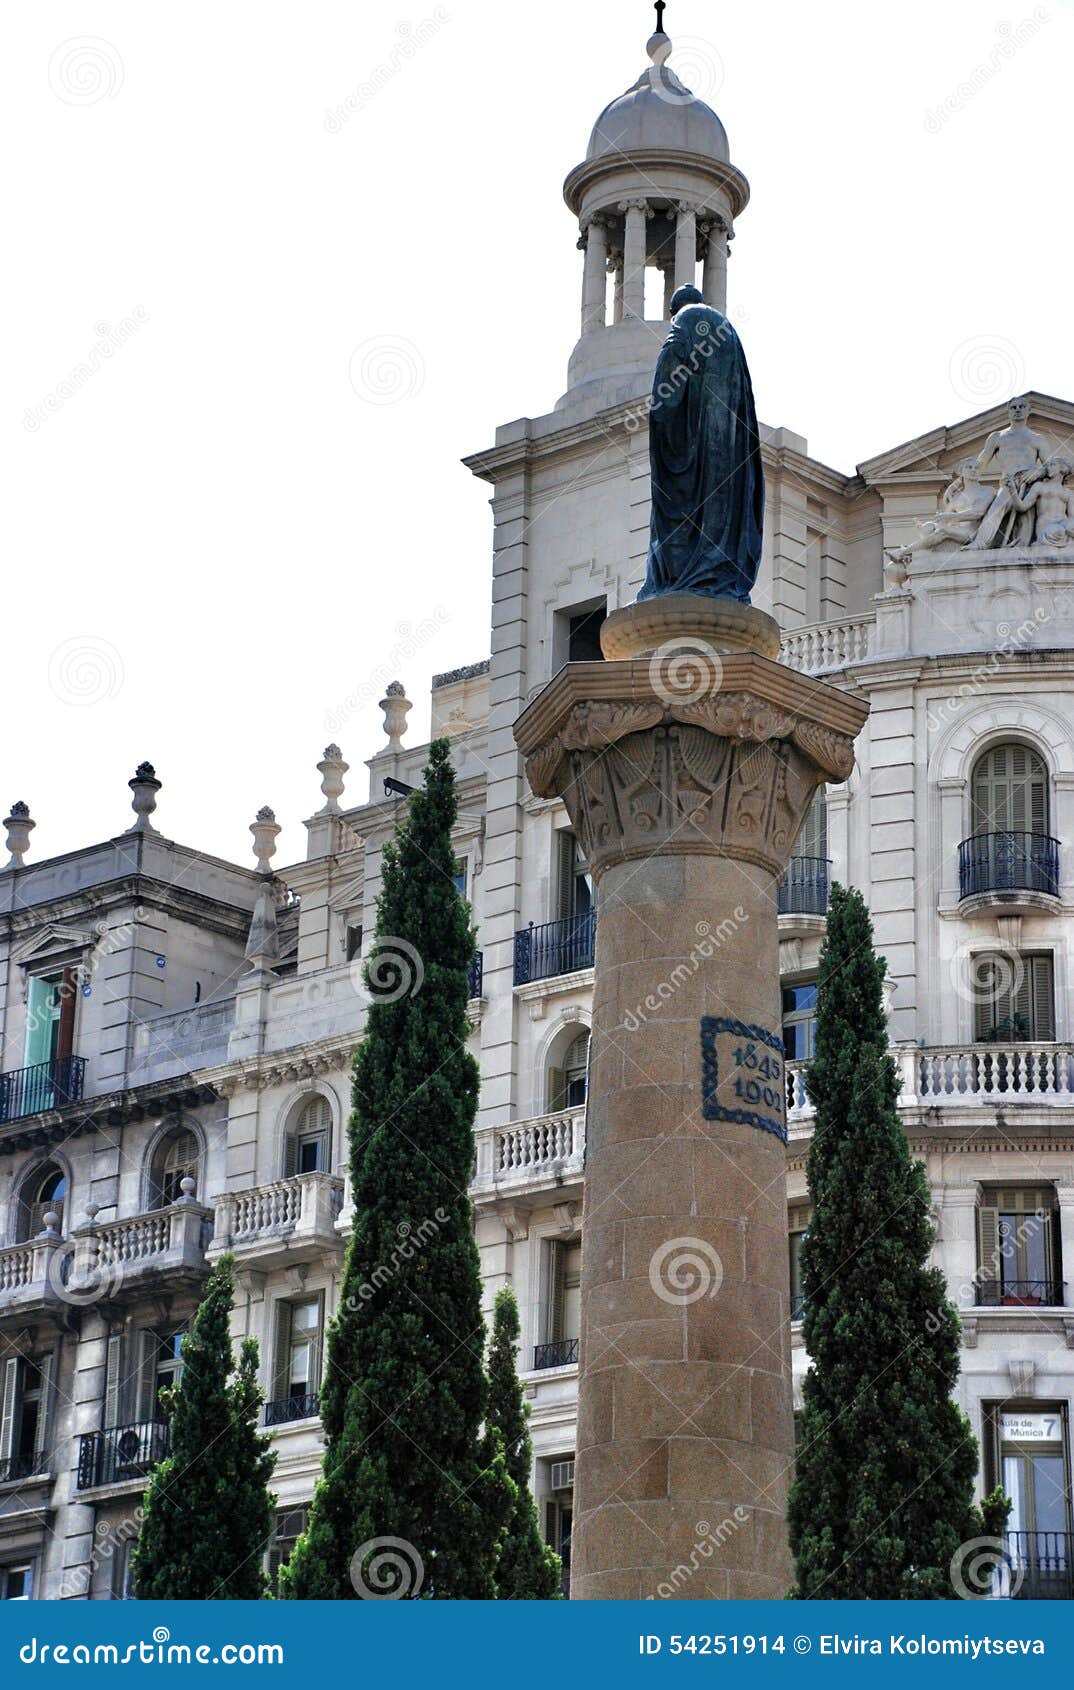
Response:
[937,777,966,901]
[674,200,697,293]
[620,200,649,322]
[609,249,624,324]
[1056,1182,1074,1303]
[660,259,675,319]
[938,1184,983,1312]
[702,217,729,312]
[580,217,608,335]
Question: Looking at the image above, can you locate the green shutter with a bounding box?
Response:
[24,977,55,1067]
[977,1206,1001,1299]
[0,1358,18,1462]
[548,1241,566,1342]
[283,1134,298,1179]
[136,1331,158,1422]
[310,1295,324,1393]
[547,1068,565,1115]
[972,745,1049,835]
[103,1334,123,1428]
[1030,956,1055,1040]
[556,833,575,922]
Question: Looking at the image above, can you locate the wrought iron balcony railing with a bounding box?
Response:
[959,831,1060,900]
[77,1420,169,1490]
[974,1279,1065,1308]
[0,1453,46,1485]
[1003,1530,1072,1600]
[514,913,596,986]
[264,1392,320,1427]
[0,1055,86,1123]
[777,856,831,916]
[468,951,484,999]
[533,1337,579,1370]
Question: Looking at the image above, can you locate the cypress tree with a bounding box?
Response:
[484,1286,562,1598]
[132,1253,276,1599]
[282,739,512,1599]
[788,884,1008,1599]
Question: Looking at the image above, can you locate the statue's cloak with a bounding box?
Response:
[639,302,764,604]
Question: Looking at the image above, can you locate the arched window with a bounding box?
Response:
[972,745,1049,836]
[283,1096,331,1178]
[148,1129,199,1210]
[16,1163,66,1242]
[547,1031,590,1114]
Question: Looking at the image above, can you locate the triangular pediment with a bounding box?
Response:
[856,389,1074,485]
[12,923,97,968]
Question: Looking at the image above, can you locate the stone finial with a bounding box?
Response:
[3,801,35,868]
[317,743,349,814]
[41,1210,61,1240]
[178,1174,197,1204]
[245,806,281,975]
[250,805,281,874]
[127,762,161,833]
[379,680,412,751]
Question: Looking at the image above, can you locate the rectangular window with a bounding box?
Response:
[136,1331,185,1422]
[983,1402,1072,1599]
[556,831,593,922]
[977,1186,1061,1305]
[788,1205,811,1322]
[543,1458,574,1597]
[452,858,468,898]
[973,952,1055,1042]
[0,1564,33,1600]
[782,982,817,1062]
[272,1297,324,1413]
[0,1354,54,1480]
[267,1508,308,1594]
[24,975,61,1068]
[345,924,363,963]
[567,606,606,663]
[548,1240,581,1343]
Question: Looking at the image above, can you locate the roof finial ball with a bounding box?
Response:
[647,0,671,64]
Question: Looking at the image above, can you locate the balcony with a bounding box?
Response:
[790,1043,1074,1120]
[209,1172,345,1272]
[77,1420,169,1491]
[0,1453,48,1485]
[779,615,873,677]
[0,1229,68,1323]
[472,1108,587,1202]
[974,1280,1065,1308]
[514,913,595,986]
[958,831,1060,905]
[264,1392,320,1428]
[468,951,484,999]
[68,1191,212,1302]
[1003,1531,1072,1600]
[0,1055,86,1123]
[777,856,830,918]
[534,1338,579,1370]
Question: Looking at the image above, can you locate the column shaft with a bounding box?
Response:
[702,220,729,312]
[622,203,648,321]
[581,218,608,334]
[674,202,697,292]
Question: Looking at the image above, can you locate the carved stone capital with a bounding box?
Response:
[515,650,867,881]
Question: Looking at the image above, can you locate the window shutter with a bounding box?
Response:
[24,977,54,1068]
[283,1134,298,1179]
[974,958,997,1041]
[34,1352,55,1464]
[103,1334,123,1429]
[1039,1210,1058,1297]
[1030,955,1055,1040]
[798,789,827,859]
[548,1241,566,1342]
[273,1303,293,1402]
[0,1358,18,1462]
[310,1295,325,1393]
[557,833,576,922]
[137,1331,159,1422]
[546,1068,565,1115]
[977,1206,1001,1298]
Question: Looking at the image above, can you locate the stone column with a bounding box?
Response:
[580,217,608,335]
[515,596,867,1600]
[609,248,624,325]
[621,201,650,322]
[702,217,729,312]
[674,201,697,293]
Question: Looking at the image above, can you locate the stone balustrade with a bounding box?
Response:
[68,1192,212,1299]
[472,1107,587,1199]
[779,615,873,676]
[787,1042,1074,1122]
[0,1235,66,1319]
[209,1172,345,1270]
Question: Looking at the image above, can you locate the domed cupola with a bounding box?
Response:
[559,8,750,408]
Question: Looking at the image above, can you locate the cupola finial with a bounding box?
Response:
[648,0,671,63]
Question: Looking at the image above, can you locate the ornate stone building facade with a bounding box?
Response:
[2,30,1073,1599]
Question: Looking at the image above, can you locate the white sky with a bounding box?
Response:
[6,0,1074,868]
